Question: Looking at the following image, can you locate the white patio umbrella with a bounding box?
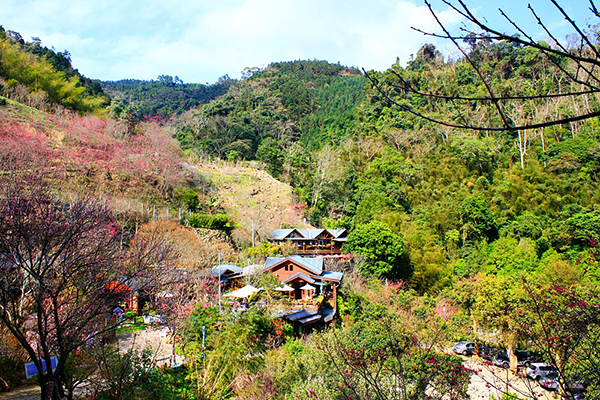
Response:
[223,284,261,298]
[274,284,294,292]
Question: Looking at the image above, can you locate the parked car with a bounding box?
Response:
[452,341,475,356]
[492,354,511,369]
[564,378,591,393]
[539,373,559,391]
[479,345,502,362]
[561,393,584,400]
[526,363,558,380]
[493,349,535,369]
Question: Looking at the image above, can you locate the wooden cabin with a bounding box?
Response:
[268,228,348,256]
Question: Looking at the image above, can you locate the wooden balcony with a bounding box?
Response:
[294,246,343,255]
[289,299,321,310]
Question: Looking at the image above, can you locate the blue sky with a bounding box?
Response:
[1,0,595,84]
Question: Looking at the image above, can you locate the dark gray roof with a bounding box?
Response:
[112,276,143,291]
[0,254,18,269]
[285,309,318,321]
[282,308,335,325]
[210,264,243,278]
[299,314,322,325]
[283,272,315,284]
[327,228,348,238]
[298,229,325,239]
[319,271,344,282]
[269,228,348,240]
[322,308,335,323]
[269,228,297,240]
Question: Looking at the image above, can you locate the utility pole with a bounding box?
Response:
[218,249,221,313]
[202,325,206,358]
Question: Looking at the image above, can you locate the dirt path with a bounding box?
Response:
[0,327,183,400]
[117,326,184,367]
[2,343,559,400]
[0,385,39,400]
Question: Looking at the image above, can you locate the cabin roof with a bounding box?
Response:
[264,255,323,275]
[283,272,316,284]
[319,271,344,282]
[111,276,143,291]
[0,254,18,269]
[269,228,298,240]
[210,264,243,278]
[269,228,348,240]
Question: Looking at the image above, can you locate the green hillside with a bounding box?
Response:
[101,75,234,120]
[0,26,107,113]
[172,53,600,292]
[1,19,600,400]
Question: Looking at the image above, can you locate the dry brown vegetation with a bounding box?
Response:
[193,160,312,246]
[0,99,312,268]
[0,100,186,204]
[136,221,236,269]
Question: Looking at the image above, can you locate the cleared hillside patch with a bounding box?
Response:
[193,160,311,245]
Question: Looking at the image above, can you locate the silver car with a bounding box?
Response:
[539,373,559,391]
[452,341,475,356]
[526,363,557,380]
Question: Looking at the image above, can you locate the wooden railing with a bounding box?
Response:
[294,247,342,255]
[289,299,320,310]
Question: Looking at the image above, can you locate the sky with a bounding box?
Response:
[1,0,596,84]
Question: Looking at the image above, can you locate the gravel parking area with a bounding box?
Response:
[462,356,558,400]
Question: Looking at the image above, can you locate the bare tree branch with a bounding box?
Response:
[366,1,600,133]
[363,69,600,132]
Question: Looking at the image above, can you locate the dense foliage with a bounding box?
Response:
[3,8,600,399]
[173,46,600,292]
[101,75,234,120]
[174,61,365,171]
[0,26,107,112]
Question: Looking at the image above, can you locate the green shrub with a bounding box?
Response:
[188,213,232,229]
[172,188,200,212]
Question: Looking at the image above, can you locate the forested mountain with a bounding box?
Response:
[175,52,600,293]
[101,75,234,120]
[2,18,600,399]
[175,60,366,178]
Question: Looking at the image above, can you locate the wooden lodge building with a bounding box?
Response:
[215,254,346,329]
[268,228,348,256]
[263,255,343,326]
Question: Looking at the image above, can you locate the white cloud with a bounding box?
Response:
[5,0,586,83]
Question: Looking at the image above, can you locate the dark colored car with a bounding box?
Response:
[564,378,591,394]
[514,350,535,367]
[479,345,502,362]
[493,349,535,369]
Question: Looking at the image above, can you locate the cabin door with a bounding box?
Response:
[294,284,302,300]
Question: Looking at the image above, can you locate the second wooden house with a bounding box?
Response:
[268,228,348,256]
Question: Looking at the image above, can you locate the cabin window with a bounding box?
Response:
[284,265,289,271]
[290,265,294,271]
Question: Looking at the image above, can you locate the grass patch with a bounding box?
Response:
[115,317,148,334]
